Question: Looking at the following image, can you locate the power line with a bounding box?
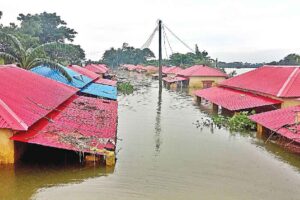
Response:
[163,24,194,53]
[141,25,158,49]
[162,25,174,55]
[162,25,169,58]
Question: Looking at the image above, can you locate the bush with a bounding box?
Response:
[212,111,256,132]
[117,82,134,94]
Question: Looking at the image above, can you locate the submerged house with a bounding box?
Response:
[85,64,108,78]
[249,106,300,145]
[195,65,300,114]
[67,65,117,86]
[0,65,118,165]
[177,65,228,88]
[162,66,182,77]
[31,66,117,100]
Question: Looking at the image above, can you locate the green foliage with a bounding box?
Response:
[144,44,213,67]
[117,82,134,94]
[0,31,72,81]
[0,11,85,66]
[212,115,228,127]
[102,43,155,68]
[168,49,212,67]
[268,54,300,66]
[212,111,256,132]
[228,70,237,77]
[217,61,262,68]
[17,12,77,43]
[228,111,256,131]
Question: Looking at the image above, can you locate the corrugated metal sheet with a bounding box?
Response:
[11,95,118,154]
[145,65,158,72]
[249,106,300,143]
[67,65,100,80]
[31,66,93,89]
[177,65,227,77]
[0,65,78,130]
[81,83,117,100]
[194,87,282,111]
[163,76,188,83]
[220,65,300,98]
[85,64,108,74]
[163,66,182,74]
[94,78,117,86]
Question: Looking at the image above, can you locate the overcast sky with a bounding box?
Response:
[1,0,300,63]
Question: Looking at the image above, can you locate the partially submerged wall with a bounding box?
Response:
[189,76,226,88]
[0,129,26,164]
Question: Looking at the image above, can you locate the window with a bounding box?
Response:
[202,80,214,89]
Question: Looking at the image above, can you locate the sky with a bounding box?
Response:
[1,0,300,63]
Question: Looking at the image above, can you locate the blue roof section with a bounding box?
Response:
[31,66,93,89]
[81,83,117,100]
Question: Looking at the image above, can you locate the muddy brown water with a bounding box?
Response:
[1,71,300,200]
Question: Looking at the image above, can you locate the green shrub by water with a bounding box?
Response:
[117,82,134,94]
[212,111,256,132]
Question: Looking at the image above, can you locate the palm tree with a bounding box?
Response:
[0,31,72,81]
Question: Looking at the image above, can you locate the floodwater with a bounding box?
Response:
[1,71,300,200]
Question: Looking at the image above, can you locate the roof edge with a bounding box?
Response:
[0,99,28,130]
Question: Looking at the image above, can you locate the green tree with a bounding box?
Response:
[279,54,300,65]
[102,43,155,67]
[0,31,72,80]
[17,12,77,43]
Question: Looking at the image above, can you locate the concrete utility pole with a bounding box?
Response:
[158,20,162,91]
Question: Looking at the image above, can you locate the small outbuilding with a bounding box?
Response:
[249,106,300,150]
[177,65,228,88]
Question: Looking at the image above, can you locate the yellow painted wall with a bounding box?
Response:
[0,129,26,164]
[0,129,15,164]
[188,76,226,88]
[281,99,300,108]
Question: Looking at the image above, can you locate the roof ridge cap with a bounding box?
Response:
[0,98,28,130]
[277,67,299,97]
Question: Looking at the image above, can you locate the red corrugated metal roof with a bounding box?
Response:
[249,106,300,143]
[162,66,170,74]
[67,65,99,80]
[11,95,118,154]
[94,78,117,86]
[194,87,282,111]
[163,66,182,74]
[0,65,78,130]
[146,66,158,72]
[85,64,108,74]
[163,76,188,83]
[220,65,300,98]
[177,65,227,77]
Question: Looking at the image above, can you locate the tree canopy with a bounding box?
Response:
[0,31,72,81]
[268,54,300,66]
[17,12,77,43]
[0,11,85,65]
[102,43,155,67]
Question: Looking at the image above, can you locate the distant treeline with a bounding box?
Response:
[217,62,262,68]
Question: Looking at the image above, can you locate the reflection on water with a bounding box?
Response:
[1,70,300,200]
[154,87,162,155]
